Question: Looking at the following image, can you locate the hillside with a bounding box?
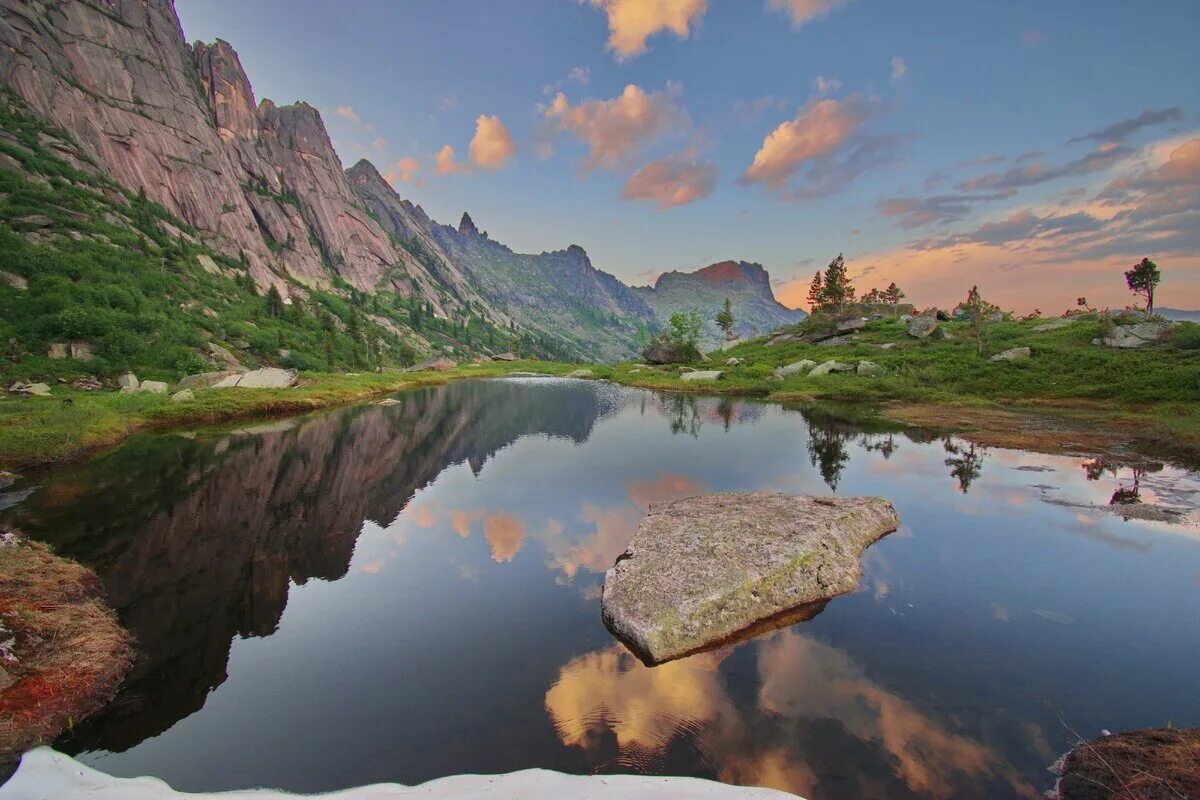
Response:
[634,261,806,350]
[1158,307,1200,322]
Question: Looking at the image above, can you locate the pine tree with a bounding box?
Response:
[884,282,905,304]
[819,254,854,313]
[264,285,284,318]
[806,271,824,312]
[716,297,736,340]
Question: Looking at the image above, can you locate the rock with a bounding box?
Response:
[985,311,1007,323]
[0,471,15,490]
[0,270,27,291]
[12,214,52,228]
[679,370,722,382]
[766,333,802,347]
[816,335,853,347]
[724,357,744,366]
[641,337,694,364]
[195,254,222,275]
[1032,317,1079,332]
[856,360,886,376]
[406,356,457,372]
[876,342,899,350]
[774,360,816,378]
[906,315,940,339]
[809,360,853,376]
[70,377,102,391]
[206,341,242,368]
[9,382,51,396]
[373,398,401,406]
[213,368,299,388]
[117,373,139,392]
[936,309,952,322]
[1051,727,1199,800]
[835,318,867,334]
[565,369,594,378]
[989,346,1031,362]
[47,343,68,359]
[177,370,244,390]
[139,380,169,394]
[1093,320,1173,348]
[69,342,94,361]
[493,352,519,361]
[601,492,899,664]
[170,389,195,402]
[719,339,741,351]
[277,348,291,359]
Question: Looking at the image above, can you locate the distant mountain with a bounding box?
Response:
[633,261,807,349]
[1157,308,1200,322]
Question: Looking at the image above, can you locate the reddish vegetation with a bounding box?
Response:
[692,260,751,286]
[0,531,132,763]
[1054,727,1200,800]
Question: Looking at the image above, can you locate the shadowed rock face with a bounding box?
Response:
[601,492,899,664]
[4,379,615,754]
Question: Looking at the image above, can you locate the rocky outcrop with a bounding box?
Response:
[775,360,816,378]
[211,368,298,388]
[679,370,722,382]
[634,261,806,349]
[990,347,1031,362]
[906,315,941,339]
[1049,727,1199,800]
[407,356,456,372]
[602,492,899,664]
[1093,320,1173,348]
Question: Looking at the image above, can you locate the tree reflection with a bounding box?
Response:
[808,426,852,491]
[861,434,898,459]
[664,394,702,437]
[1081,458,1163,506]
[943,438,984,494]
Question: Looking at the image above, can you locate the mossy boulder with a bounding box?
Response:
[601,492,899,664]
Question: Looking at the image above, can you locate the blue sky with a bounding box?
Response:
[175,0,1200,312]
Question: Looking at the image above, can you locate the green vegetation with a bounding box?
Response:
[1125,257,1161,313]
[716,297,735,339]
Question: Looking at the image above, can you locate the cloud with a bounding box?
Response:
[890,56,907,83]
[877,191,1017,229]
[767,0,851,29]
[958,146,1134,192]
[914,208,1107,250]
[384,156,420,184]
[333,105,370,129]
[622,152,717,208]
[569,66,591,85]
[483,513,525,562]
[435,144,466,175]
[371,137,387,154]
[542,83,689,172]
[739,95,872,191]
[469,114,516,170]
[812,76,841,97]
[1068,107,1185,145]
[587,0,708,61]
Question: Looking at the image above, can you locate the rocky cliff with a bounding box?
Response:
[634,261,806,349]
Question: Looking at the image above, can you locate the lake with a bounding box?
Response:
[2,377,1198,799]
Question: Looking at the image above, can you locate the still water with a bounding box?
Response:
[3,377,1199,799]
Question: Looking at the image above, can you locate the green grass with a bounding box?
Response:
[0,361,580,469]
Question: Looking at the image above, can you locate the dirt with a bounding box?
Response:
[1053,727,1200,800]
[0,529,132,764]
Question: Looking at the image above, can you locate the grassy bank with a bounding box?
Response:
[0,531,132,762]
[0,361,579,469]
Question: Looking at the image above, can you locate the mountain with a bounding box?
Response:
[634,261,807,349]
[1157,307,1200,322]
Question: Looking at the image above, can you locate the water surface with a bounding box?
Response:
[3,378,1198,799]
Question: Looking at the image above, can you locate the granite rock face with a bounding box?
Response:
[601,492,899,664]
[1093,320,1173,348]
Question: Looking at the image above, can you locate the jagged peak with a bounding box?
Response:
[346,158,384,183]
[458,212,479,236]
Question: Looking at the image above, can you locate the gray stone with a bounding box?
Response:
[1032,317,1079,332]
[178,370,244,390]
[724,357,745,366]
[213,368,299,388]
[373,398,402,406]
[565,369,594,378]
[139,380,169,394]
[906,315,940,339]
[774,360,816,378]
[47,343,69,359]
[1094,320,1173,348]
[766,333,802,346]
[493,352,519,361]
[206,341,242,368]
[0,471,15,490]
[69,342,94,361]
[601,492,899,664]
[406,356,457,372]
[679,370,722,382]
[719,339,741,351]
[989,346,1032,362]
[876,342,899,350]
[835,317,868,334]
[0,271,27,291]
[809,360,853,376]
[13,214,52,228]
[117,372,139,392]
[9,382,50,396]
[816,335,854,347]
[170,389,195,402]
[856,360,886,376]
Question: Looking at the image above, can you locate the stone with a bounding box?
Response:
[373,398,401,406]
[117,372,139,392]
[9,382,50,396]
[69,342,94,361]
[601,492,899,664]
[206,341,242,368]
[816,335,853,347]
[70,377,102,391]
[766,333,802,347]
[139,380,169,394]
[876,342,899,350]
[406,356,457,372]
[989,346,1032,362]
[641,338,693,364]
[856,360,886,376]
[809,360,853,377]
[0,270,27,291]
[774,360,816,378]
[906,315,940,339]
[985,311,1007,323]
[493,352,519,361]
[835,318,867,334]
[12,214,52,228]
[195,254,222,275]
[1094,320,1173,348]
[0,471,14,490]
[719,339,741,351]
[213,368,299,388]
[47,343,69,359]
[1032,317,1079,332]
[724,357,744,366]
[177,370,244,390]
[170,389,195,402]
[565,369,594,378]
[679,370,722,382]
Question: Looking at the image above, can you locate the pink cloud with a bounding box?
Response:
[385,156,420,184]
[739,95,870,191]
[622,152,716,208]
[469,114,516,170]
[767,0,851,29]
[542,83,689,172]
[587,0,708,61]
[435,144,466,175]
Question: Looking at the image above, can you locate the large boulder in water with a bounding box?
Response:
[601,492,899,664]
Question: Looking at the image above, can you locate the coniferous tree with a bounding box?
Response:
[716,297,736,339]
[884,282,905,304]
[819,254,854,313]
[264,285,284,318]
[806,271,824,312]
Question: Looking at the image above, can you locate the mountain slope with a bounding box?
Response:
[634,261,806,349]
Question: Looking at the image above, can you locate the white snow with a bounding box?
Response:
[0,748,801,799]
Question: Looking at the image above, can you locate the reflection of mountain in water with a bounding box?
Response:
[3,379,615,754]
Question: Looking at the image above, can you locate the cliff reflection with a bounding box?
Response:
[5,378,617,754]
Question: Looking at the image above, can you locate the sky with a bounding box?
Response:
[174,0,1200,313]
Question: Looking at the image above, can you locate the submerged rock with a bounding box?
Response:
[601,492,899,664]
